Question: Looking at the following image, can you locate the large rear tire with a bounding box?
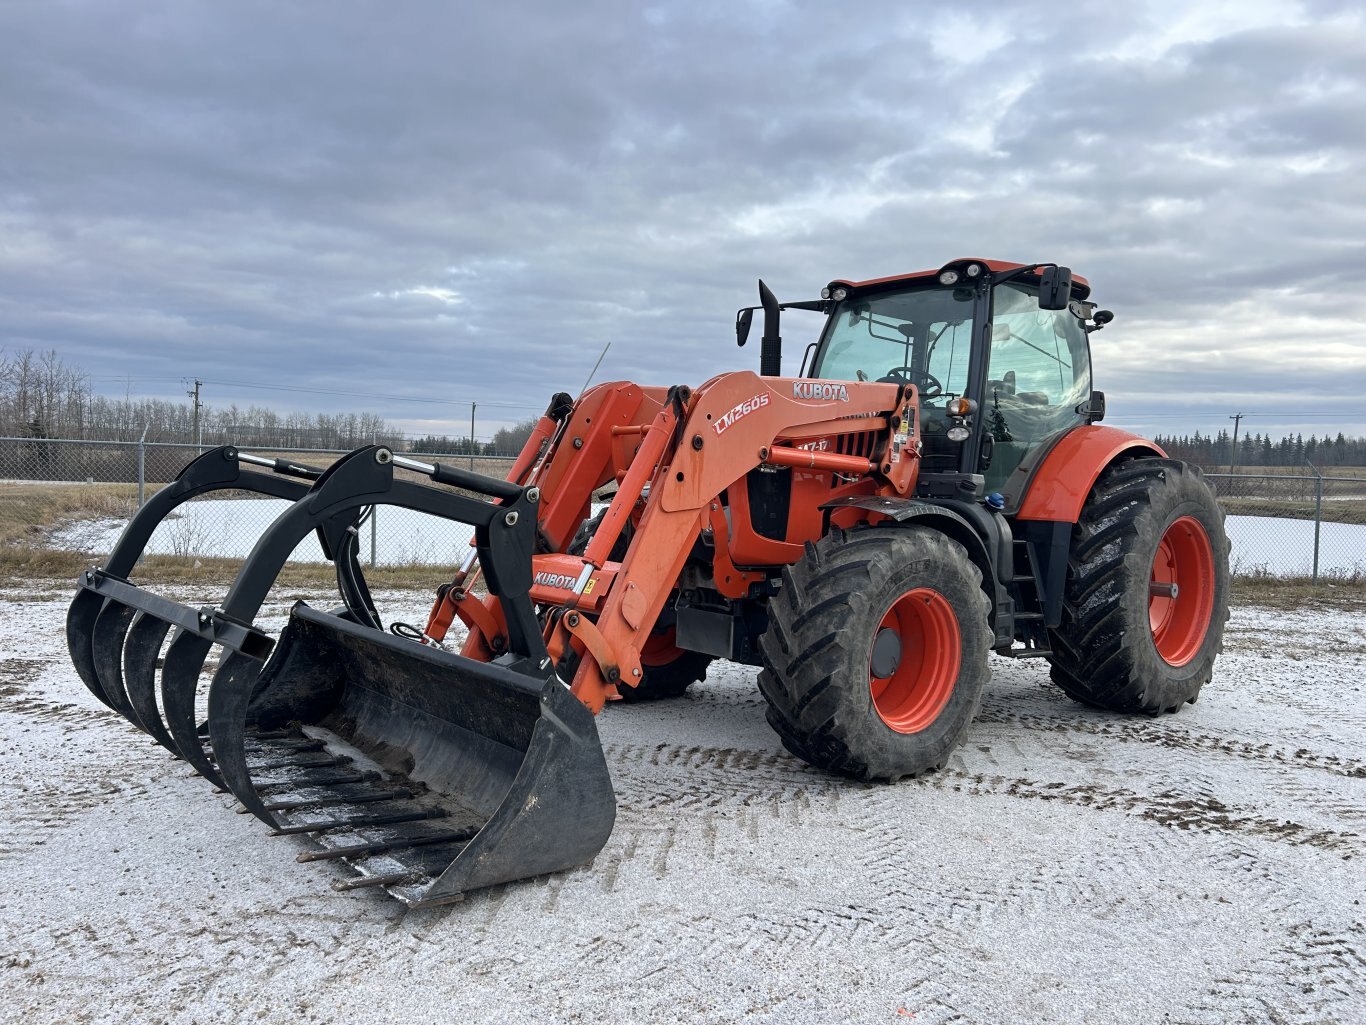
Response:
[758,526,991,781]
[1047,458,1230,714]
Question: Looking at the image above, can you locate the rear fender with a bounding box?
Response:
[1011,425,1165,523]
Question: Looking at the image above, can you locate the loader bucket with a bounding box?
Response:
[207,603,616,905]
[65,444,618,903]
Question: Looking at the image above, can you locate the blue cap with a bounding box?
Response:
[985,492,1006,510]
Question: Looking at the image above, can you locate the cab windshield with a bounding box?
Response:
[810,280,1094,489]
[810,286,975,400]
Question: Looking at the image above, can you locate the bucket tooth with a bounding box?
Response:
[254,770,380,791]
[296,827,480,863]
[258,786,417,813]
[272,807,447,836]
[247,752,347,772]
[332,871,425,892]
[122,611,176,753]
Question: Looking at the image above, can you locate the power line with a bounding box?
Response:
[86,375,549,412]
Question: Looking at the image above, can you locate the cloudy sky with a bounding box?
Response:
[3,0,1364,444]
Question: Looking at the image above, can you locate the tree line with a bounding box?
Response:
[1152,429,1365,470]
[0,346,535,454]
[7,346,1357,464]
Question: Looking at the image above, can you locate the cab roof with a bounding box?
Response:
[829,258,1092,300]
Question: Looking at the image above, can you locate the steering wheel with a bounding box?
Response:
[877,366,943,399]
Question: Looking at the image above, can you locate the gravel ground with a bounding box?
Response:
[1,581,1363,1025]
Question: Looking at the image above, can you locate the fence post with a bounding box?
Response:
[136,424,149,507]
[370,505,378,568]
[1306,460,1323,585]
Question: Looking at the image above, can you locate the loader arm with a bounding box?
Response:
[537,372,920,711]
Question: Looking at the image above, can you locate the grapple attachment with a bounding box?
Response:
[65,444,616,904]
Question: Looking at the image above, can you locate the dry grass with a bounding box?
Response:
[0,482,140,546]
[0,549,456,592]
[1217,497,1366,525]
[1231,574,1366,610]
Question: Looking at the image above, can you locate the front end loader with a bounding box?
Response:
[67,257,1229,904]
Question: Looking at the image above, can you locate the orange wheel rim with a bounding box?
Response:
[1149,515,1215,667]
[868,587,960,734]
[640,626,683,667]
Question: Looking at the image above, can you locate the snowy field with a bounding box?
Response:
[1,580,1363,1025]
[50,499,1366,577]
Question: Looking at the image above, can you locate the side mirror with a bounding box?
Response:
[736,307,754,347]
[1038,265,1073,310]
[1082,390,1106,423]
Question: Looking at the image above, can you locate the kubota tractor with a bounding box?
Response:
[67,258,1230,905]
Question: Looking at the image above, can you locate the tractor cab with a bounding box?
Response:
[760,259,1108,496]
[808,260,1104,495]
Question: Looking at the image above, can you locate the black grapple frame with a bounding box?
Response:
[66,444,614,906]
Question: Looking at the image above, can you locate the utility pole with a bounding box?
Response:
[1228,412,1244,474]
[187,379,203,450]
[469,402,477,471]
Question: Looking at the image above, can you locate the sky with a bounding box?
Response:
[2,0,1365,444]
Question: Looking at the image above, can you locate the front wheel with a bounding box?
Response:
[1048,458,1230,714]
[569,510,711,702]
[758,526,991,781]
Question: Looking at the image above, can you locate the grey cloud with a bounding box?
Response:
[1,0,1363,441]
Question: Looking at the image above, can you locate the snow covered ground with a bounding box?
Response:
[49,499,1366,577]
[1,581,1363,1024]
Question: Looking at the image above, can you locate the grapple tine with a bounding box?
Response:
[65,588,116,710]
[159,630,227,789]
[123,611,177,754]
[208,650,282,825]
[89,600,142,727]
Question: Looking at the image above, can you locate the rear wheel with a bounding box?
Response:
[1048,458,1230,713]
[758,526,991,781]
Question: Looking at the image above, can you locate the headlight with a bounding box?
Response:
[938,270,960,286]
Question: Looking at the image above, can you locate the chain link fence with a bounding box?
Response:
[1205,471,1366,583]
[3,436,1363,581]
[0,436,515,568]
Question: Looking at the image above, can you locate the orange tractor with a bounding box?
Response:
[67,258,1230,905]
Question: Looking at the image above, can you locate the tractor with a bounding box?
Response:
[67,257,1230,905]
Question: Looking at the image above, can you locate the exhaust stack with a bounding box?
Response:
[758,279,782,377]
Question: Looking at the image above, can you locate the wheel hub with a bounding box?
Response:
[870,628,902,678]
